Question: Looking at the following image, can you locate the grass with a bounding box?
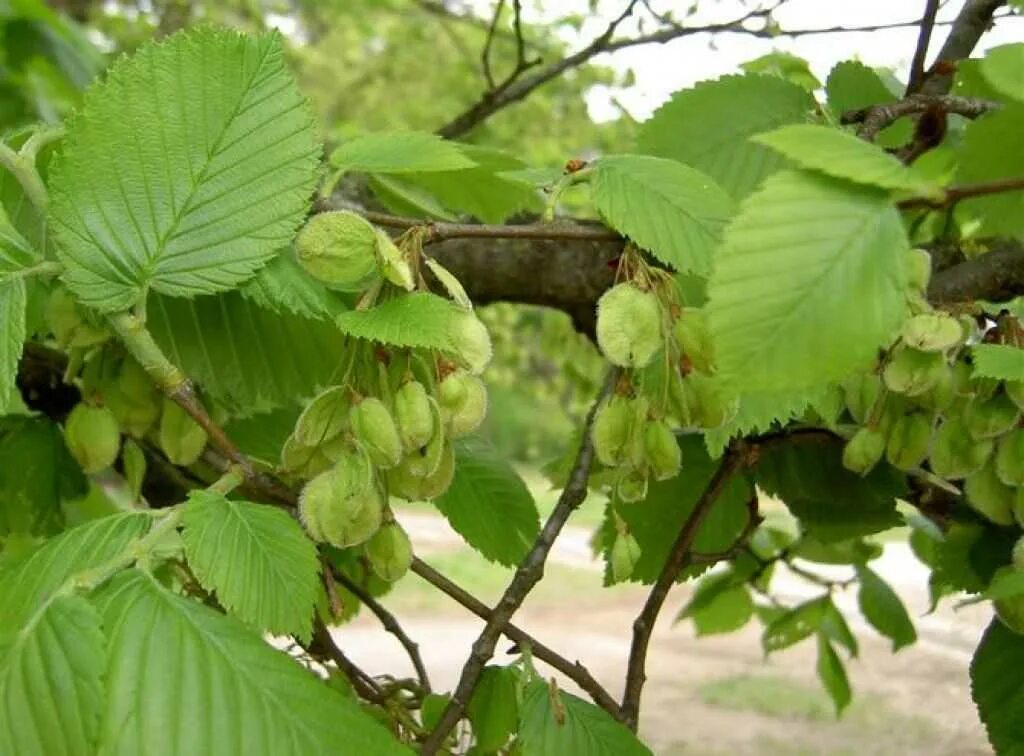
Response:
[698,675,834,721]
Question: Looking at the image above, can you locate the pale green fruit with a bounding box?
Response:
[45,287,108,348]
[904,248,932,293]
[964,392,1021,440]
[842,373,881,425]
[438,370,468,409]
[394,381,434,451]
[913,363,954,412]
[842,427,886,476]
[930,417,993,480]
[951,360,975,397]
[995,430,1024,487]
[994,570,1024,634]
[350,397,403,469]
[365,521,413,582]
[595,284,663,369]
[885,412,932,471]
[1013,536,1024,572]
[375,228,415,291]
[440,372,487,438]
[688,373,737,430]
[281,434,333,479]
[610,532,642,583]
[104,382,160,438]
[389,442,455,501]
[592,395,633,467]
[668,373,697,427]
[403,399,446,479]
[623,395,651,471]
[301,455,384,547]
[450,313,493,375]
[294,211,380,290]
[673,308,714,374]
[616,470,648,503]
[644,420,681,481]
[294,386,349,447]
[158,399,208,466]
[64,403,120,474]
[117,357,157,406]
[964,460,1016,526]
[1007,380,1024,412]
[901,313,964,353]
[882,348,947,396]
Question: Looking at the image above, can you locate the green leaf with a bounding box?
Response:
[981,44,1024,102]
[241,254,348,321]
[956,105,1024,238]
[181,491,319,641]
[467,666,519,752]
[703,384,831,457]
[433,436,539,566]
[148,290,345,416]
[754,440,905,542]
[762,596,829,654]
[820,600,859,659]
[50,27,319,312]
[707,170,908,393]
[0,204,37,273]
[972,344,1024,381]
[985,570,1024,600]
[518,680,651,756]
[590,154,734,275]
[971,618,1024,756]
[825,61,912,148]
[856,565,917,652]
[0,417,87,537]
[330,131,476,174]
[0,513,149,631]
[0,595,106,756]
[816,635,852,716]
[637,74,816,198]
[367,174,460,222]
[677,571,754,636]
[223,407,300,466]
[92,570,409,756]
[0,278,26,412]
[335,291,468,352]
[741,51,820,91]
[753,125,936,193]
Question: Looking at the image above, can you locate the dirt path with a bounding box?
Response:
[330,513,993,755]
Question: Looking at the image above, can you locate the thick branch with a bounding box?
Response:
[929,241,1024,304]
[420,369,619,753]
[920,0,1007,95]
[621,446,748,730]
[846,93,1000,140]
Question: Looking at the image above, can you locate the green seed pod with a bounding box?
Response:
[64,403,121,474]
[438,370,468,409]
[842,427,886,476]
[616,470,649,503]
[668,373,697,427]
[389,442,455,501]
[673,308,714,374]
[418,442,455,499]
[930,417,993,480]
[450,313,493,375]
[117,357,157,406]
[842,373,881,424]
[1013,536,1024,572]
[1007,380,1024,412]
[365,521,413,582]
[592,395,633,467]
[295,386,349,447]
[158,399,208,466]
[394,381,434,451]
[301,453,384,547]
[104,381,160,438]
[350,397,403,469]
[596,283,663,369]
[644,420,681,481]
[623,395,651,471]
[688,373,737,430]
[45,287,108,348]
[882,348,947,396]
[951,360,975,397]
[913,363,954,412]
[374,228,415,291]
[995,430,1024,487]
[904,248,932,293]
[901,313,964,353]
[964,392,1021,440]
[964,460,1016,526]
[294,211,380,290]
[442,373,488,439]
[610,532,642,583]
[281,434,333,478]
[402,399,446,479]
[885,412,932,471]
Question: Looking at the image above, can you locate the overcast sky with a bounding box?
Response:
[511,0,1023,121]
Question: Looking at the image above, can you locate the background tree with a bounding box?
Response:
[2,1,1024,754]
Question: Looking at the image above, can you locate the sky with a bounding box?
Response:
[507,0,1023,121]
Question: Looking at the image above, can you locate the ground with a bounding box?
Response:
[329,484,994,755]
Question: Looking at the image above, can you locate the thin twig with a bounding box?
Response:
[687,495,762,566]
[333,568,432,693]
[620,445,749,730]
[897,177,1024,210]
[410,557,624,721]
[419,368,620,754]
[309,621,386,703]
[907,0,941,94]
[846,93,999,140]
[481,0,506,89]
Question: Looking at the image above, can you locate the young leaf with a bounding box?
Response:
[971,618,1024,755]
[181,491,320,641]
[637,74,816,198]
[825,61,912,147]
[707,170,908,393]
[330,131,476,174]
[518,680,652,756]
[816,635,852,716]
[676,571,755,636]
[0,204,37,273]
[335,292,469,353]
[753,125,937,193]
[0,279,26,412]
[956,105,1024,238]
[50,27,319,312]
[762,596,829,654]
[92,570,409,756]
[856,565,917,652]
[820,600,859,659]
[241,254,349,321]
[972,344,1024,381]
[433,436,540,566]
[590,154,734,275]
[980,43,1024,102]
[0,595,106,756]
[467,666,519,753]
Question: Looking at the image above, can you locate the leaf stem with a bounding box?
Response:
[0,141,50,213]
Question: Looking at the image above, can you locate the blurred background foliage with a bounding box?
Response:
[1,0,617,463]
